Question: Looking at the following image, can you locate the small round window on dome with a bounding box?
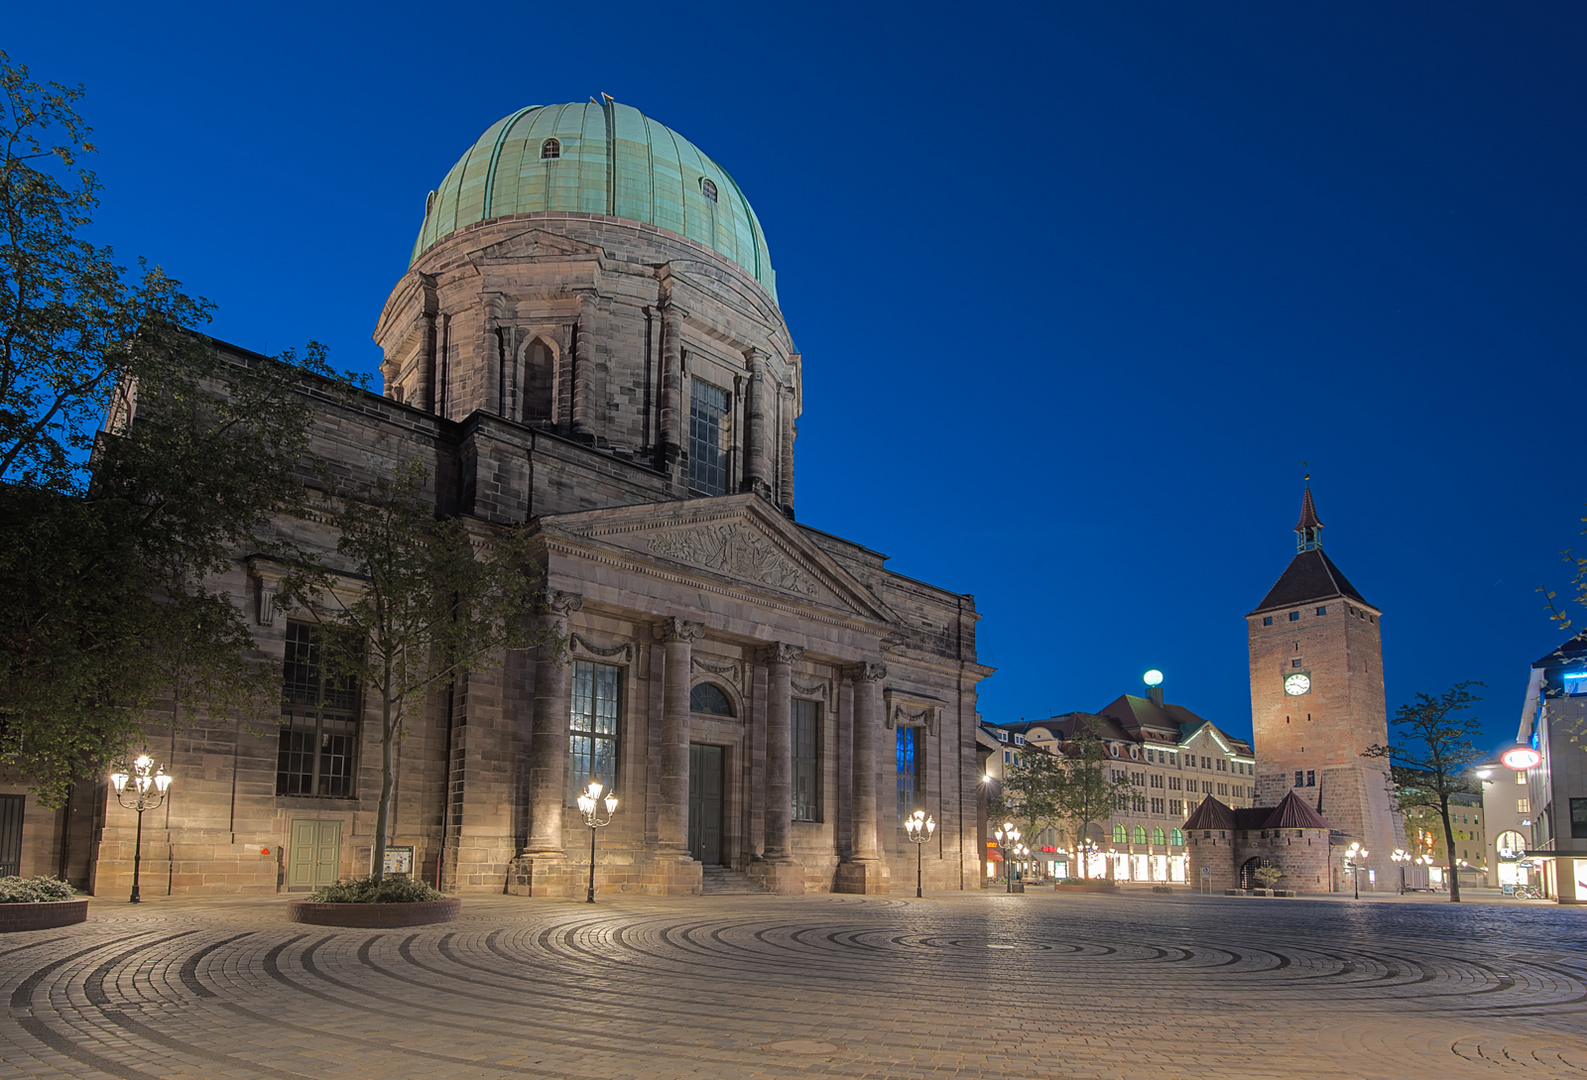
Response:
[700,177,718,202]
[541,138,561,160]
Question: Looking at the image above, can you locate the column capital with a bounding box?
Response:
[541,590,584,618]
[743,346,769,370]
[756,642,804,666]
[653,617,705,644]
[843,661,888,684]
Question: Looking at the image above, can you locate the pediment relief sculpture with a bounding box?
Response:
[646,522,821,599]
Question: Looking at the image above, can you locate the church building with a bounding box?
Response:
[2,100,993,897]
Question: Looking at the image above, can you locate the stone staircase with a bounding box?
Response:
[701,864,769,895]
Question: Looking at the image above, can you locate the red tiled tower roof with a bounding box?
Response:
[1263,790,1331,830]
[1182,796,1234,831]
[1295,484,1322,532]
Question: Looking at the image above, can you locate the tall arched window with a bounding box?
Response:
[1132,825,1146,844]
[689,683,733,717]
[1112,824,1127,843]
[1152,827,1165,846]
[522,338,555,424]
[541,138,561,160]
[1171,828,1185,847]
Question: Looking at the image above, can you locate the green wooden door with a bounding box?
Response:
[687,744,723,865]
[288,819,342,889]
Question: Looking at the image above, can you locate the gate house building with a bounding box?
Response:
[0,101,993,897]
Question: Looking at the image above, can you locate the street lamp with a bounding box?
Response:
[110,753,173,904]
[1344,842,1368,900]
[993,822,1022,893]
[1391,849,1409,894]
[575,781,618,904]
[904,810,936,898]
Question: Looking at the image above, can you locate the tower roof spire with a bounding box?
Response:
[1294,476,1323,552]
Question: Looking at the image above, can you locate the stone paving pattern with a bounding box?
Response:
[1,891,1584,1079]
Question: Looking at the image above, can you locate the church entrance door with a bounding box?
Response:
[688,744,724,865]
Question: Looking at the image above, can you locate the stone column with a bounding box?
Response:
[657,298,685,468]
[571,297,594,443]
[741,348,770,498]
[508,590,581,896]
[835,662,888,893]
[653,617,703,853]
[779,381,796,515]
[758,643,802,859]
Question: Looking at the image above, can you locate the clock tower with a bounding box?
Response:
[1247,482,1405,889]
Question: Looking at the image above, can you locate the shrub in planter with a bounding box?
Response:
[308,875,445,904]
[0,876,76,903]
[0,876,88,931]
[289,875,460,927]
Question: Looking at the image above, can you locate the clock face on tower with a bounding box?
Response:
[1284,673,1312,696]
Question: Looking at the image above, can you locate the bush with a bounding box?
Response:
[0,876,77,903]
[308,875,446,904]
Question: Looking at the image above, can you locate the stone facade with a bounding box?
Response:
[1247,485,1406,891]
[2,102,993,899]
[1184,793,1333,893]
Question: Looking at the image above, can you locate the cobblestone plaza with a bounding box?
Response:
[2,892,1583,1079]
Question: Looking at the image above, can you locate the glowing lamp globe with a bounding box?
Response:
[1143,670,1164,687]
[1500,746,1541,771]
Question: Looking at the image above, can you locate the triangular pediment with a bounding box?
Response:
[536,495,897,625]
[477,228,603,262]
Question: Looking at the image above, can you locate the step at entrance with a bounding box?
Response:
[700,864,769,895]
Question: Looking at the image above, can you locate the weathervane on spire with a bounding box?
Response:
[1294,466,1323,553]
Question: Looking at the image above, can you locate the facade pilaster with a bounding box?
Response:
[779,381,796,516]
[746,643,807,894]
[647,617,705,895]
[507,590,581,897]
[742,348,771,499]
[657,298,685,468]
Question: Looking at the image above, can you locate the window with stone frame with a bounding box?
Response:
[793,699,820,822]
[541,138,561,159]
[896,725,923,823]
[690,683,734,717]
[570,661,621,802]
[276,620,361,797]
[688,378,730,495]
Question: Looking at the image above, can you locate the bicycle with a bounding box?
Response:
[1513,885,1542,900]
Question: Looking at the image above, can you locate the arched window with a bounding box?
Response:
[1152,827,1165,846]
[700,177,718,202]
[522,338,555,424]
[690,683,734,717]
[541,138,561,160]
[1171,828,1184,847]
[1132,825,1146,844]
[1112,824,1127,843]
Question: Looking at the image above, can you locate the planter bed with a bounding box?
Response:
[1054,882,1123,894]
[287,898,461,927]
[0,899,89,932]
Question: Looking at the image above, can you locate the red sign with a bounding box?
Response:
[1040,846,1057,853]
[1501,746,1541,771]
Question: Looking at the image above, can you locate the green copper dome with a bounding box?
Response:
[412,101,776,301]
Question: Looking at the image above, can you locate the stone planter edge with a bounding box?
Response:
[0,898,90,932]
[287,898,461,927]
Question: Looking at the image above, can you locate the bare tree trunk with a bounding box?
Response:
[372,692,395,883]
[1440,796,1461,903]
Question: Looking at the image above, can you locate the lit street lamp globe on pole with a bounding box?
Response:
[904,810,936,898]
[110,753,173,904]
[1345,842,1368,900]
[1392,849,1409,894]
[993,822,1022,893]
[576,781,618,904]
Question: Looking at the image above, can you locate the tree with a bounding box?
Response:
[990,741,1066,867]
[0,53,344,802]
[1253,863,1284,891]
[1046,716,1134,880]
[1364,682,1485,903]
[278,463,552,883]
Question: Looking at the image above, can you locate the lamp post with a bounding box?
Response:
[1392,849,1409,894]
[904,810,936,898]
[993,822,1021,893]
[575,781,618,904]
[1344,842,1368,900]
[110,753,173,904]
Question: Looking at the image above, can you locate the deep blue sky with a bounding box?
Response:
[9,3,1584,751]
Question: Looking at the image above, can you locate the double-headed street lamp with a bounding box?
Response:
[993,822,1022,893]
[1344,842,1369,900]
[1391,848,1410,894]
[904,809,936,898]
[575,781,618,904]
[110,753,173,904]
